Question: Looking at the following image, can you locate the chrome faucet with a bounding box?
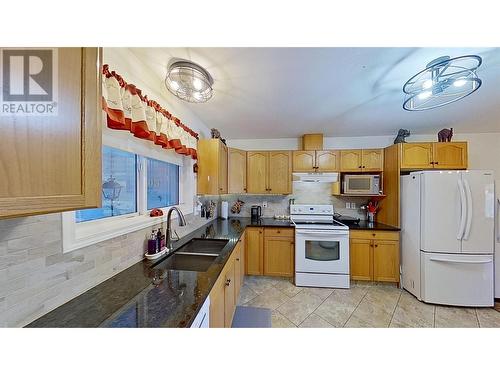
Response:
[165,206,187,250]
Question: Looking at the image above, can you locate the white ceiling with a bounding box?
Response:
[129,47,500,139]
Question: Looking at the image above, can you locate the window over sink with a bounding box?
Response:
[62,130,193,253]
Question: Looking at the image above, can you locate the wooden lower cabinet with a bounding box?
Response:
[209,232,246,328]
[223,261,236,327]
[372,240,400,282]
[245,227,264,275]
[246,227,295,277]
[349,238,373,281]
[263,235,294,277]
[349,230,400,283]
[209,275,226,328]
[233,237,245,302]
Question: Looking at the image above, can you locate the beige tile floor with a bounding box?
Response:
[238,276,500,328]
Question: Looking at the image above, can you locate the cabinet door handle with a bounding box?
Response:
[225,278,231,286]
[434,161,439,165]
[358,165,362,168]
[375,244,378,248]
[236,258,240,261]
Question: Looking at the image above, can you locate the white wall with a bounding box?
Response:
[103,48,212,213]
[228,132,500,297]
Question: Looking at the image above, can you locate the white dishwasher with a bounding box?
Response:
[190,296,210,328]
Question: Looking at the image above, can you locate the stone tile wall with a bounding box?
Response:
[0,213,213,327]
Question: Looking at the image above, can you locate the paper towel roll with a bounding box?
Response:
[221,201,229,219]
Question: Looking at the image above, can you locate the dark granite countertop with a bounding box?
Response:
[28,217,293,328]
[340,220,400,231]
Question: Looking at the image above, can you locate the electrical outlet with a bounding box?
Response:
[345,202,350,209]
[262,201,268,208]
[351,202,356,209]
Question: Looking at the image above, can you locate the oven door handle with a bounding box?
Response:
[296,230,349,236]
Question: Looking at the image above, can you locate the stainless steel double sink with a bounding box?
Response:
[153,238,229,272]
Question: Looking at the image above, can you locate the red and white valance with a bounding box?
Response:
[101,64,198,159]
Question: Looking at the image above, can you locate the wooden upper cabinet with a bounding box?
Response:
[218,142,228,194]
[292,151,315,172]
[316,150,339,172]
[400,142,468,171]
[362,149,383,171]
[247,151,291,194]
[246,151,268,194]
[0,48,102,218]
[400,143,433,170]
[340,150,363,172]
[197,139,228,195]
[432,142,468,169]
[293,150,339,172]
[268,151,292,194]
[228,148,247,193]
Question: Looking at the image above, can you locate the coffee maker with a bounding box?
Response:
[250,205,262,221]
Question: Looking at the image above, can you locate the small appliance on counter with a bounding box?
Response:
[251,205,262,220]
[221,201,229,219]
[335,215,360,225]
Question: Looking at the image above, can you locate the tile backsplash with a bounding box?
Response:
[0,212,213,327]
[200,182,371,220]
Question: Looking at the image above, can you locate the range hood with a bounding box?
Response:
[292,172,339,183]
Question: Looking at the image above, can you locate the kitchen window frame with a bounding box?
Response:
[62,131,191,253]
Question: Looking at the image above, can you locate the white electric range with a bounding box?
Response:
[290,204,350,288]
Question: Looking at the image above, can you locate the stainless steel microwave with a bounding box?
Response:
[343,174,381,195]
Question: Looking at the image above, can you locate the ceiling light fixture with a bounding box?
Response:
[403,55,482,111]
[165,60,214,103]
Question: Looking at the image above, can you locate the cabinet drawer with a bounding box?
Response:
[264,228,294,238]
[349,230,399,241]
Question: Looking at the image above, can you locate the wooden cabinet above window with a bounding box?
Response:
[0,48,102,219]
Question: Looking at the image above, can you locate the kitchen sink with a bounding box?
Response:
[175,238,229,255]
[154,253,219,273]
[153,238,229,273]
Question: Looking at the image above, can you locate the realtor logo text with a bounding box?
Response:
[1,48,58,116]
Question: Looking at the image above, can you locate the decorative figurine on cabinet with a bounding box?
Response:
[437,128,453,142]
[393,129,410,144]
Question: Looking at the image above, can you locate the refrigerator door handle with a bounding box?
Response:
[463,178,473,240]
[429,257,492,265]
[457,179,467,240]
[497,198,500,243]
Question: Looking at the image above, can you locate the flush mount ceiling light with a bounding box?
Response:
[165,59,214,103]
[403,55,482,111]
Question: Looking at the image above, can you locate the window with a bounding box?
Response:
[76,146,137,223]
[146,158,179,210]
[63,135,190,253]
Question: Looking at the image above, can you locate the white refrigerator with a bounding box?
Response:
[401,170,495,307]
